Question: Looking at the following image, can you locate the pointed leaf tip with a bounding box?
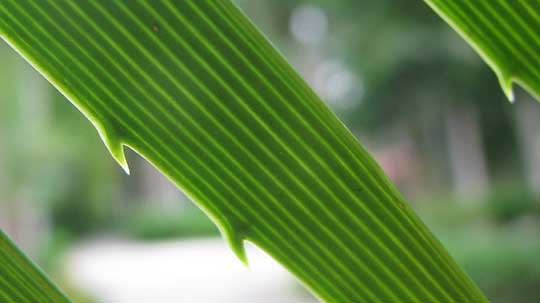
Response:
[216,219,248,266]
[230,236,248,266]
[115,144,130,175]
[93,120,130,175]
[500,75,515,103]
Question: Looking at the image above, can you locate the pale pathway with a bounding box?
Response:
[65,238,316,303]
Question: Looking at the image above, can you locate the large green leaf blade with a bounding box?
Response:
[425,0,540,101]
[0,230,71,303]
[0,1,487,302]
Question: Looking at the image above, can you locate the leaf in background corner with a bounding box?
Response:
[0,0,488,302]
[0,230,71,303]
[424,0,540,101]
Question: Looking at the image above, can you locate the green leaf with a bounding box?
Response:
[0,230,71,303]
[0,1,487,302]
[424,0,540,101]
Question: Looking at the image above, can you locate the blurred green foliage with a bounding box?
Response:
[442,226,540,303]
[485,183,539,222]
[121,205,218,240]
[416,190,540,303]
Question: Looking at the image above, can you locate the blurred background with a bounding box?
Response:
[1,1,539,302]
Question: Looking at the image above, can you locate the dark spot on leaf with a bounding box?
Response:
[152,24,159,33]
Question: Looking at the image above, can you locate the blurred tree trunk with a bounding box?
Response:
[514,97,540,200]
[6,64,52,256]
[445,104,489,202]
[139,157,184,209]
[125,155,185,211]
